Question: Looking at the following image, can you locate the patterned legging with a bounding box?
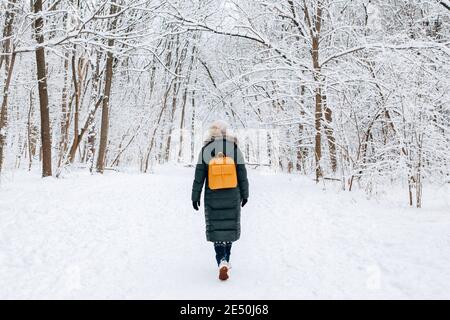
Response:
[214,241,232,266]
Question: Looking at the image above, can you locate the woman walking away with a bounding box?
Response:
[191,121,249,281]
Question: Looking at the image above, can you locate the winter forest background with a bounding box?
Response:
[1,0,450,300]
[0,0,449,205]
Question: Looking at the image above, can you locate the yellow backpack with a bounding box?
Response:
[208,152,238,190]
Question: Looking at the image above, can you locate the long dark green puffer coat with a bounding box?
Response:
[191,137,249,242]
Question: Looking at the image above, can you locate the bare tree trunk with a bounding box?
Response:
[68,54,89,163]
[0,53,16,173]
[408,175,414,206]
[143,101,169,173]
[178,91,187,162]
[96,1,118,173]
[150,38,174,166]
[415,170,422,208]
[165,36,185,162]
[313,70,322,181]
[70,50,80,163]
[164,85,178,162]
[0,0,17,70]
[27,90,38,171]
[88,125,96,173]
[58,52,70,167]
[57,97,102,176]
[190,76,197,163]
[267,132,273,167]
[305,1,323,181]
[296,84,306,172]
[34,0,52,177]
[0,0,18,173]
[96,57,113,174]
[87,53,102,173]
[178,44,196,162]
[323,94,337,173]
[415,134,424,208]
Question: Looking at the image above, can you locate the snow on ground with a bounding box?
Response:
[0,166,449,299]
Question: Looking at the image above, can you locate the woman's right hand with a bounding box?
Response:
[193,201,200,211]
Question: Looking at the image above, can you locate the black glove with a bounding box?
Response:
[241,198,248,207]
[193,201,200,211]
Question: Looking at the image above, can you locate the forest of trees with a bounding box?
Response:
[0,0,449,207]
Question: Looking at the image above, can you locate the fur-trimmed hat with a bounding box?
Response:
[204,120,237,145]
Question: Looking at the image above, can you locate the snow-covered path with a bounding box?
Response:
[1,166,449,299]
